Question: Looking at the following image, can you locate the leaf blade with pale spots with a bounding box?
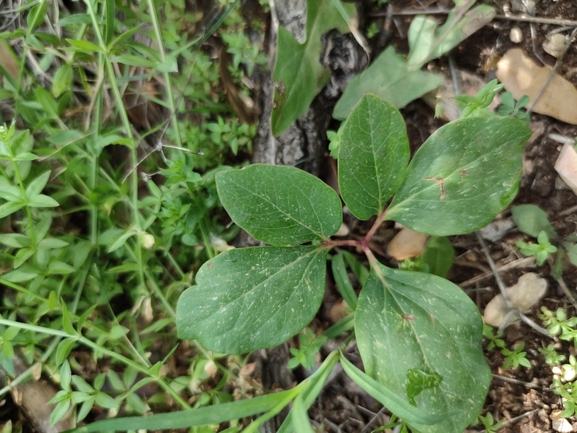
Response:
[355,263,491,433]
[387,115,531,235]
[216,165,342,246]
[176,246,327,354]
[338,95,409,220]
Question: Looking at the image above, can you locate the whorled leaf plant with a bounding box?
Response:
[175,94,532,432]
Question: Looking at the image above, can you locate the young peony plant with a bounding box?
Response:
[176,94,532,433]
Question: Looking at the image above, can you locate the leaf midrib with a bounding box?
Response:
[230,178,327,240]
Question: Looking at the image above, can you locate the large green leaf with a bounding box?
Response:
[333,46,443,120]
[176,246,327,353]
[355,264,491,433]
[387,115,532,235]
[512,204,557,239]
[216,165,342,246]
[338,95,409,220]
[271,0,356,135]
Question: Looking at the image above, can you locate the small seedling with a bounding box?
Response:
[366,22,379,39]
[540,307,577,346]
[539,344,566,365]
[454,79,503,118]
[516,230,558,265]
[326,124,344,158]
[221,31,268,76]
[399,256,429,273]
[501,342,531,370]
[287,328,327,369]
[497,92,531,123]
[483,325,530,370]
[539,308,577,418]
[483,324,506,352]
[512,204,577,277]
[478,412,505,433]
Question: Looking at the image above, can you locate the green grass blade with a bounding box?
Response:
[340,352,447,426]
[331,252,358,310]
[63,390,295,432]
[104,0,114,45]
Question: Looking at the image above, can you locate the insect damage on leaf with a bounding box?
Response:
[423,176,446,200]
[405,368,443,406]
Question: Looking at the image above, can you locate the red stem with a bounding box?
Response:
[325,239,363,248]
[325,208,387,262]
[363,210,387,245]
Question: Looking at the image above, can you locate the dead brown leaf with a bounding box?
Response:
[0,40,19,81]
[219,48,259,124]
[496,48,577,125]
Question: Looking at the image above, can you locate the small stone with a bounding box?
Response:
[388,227,428,261]
[544,33,567,58]
[329,299,349,323]
[483,273,548,327]
[555,143,577,196]
[551,410,573,432]
[479,219,515,242]
[563,366,576,382]
[204,360,217,378]
[335,222,350,237]
[510,26,523,43]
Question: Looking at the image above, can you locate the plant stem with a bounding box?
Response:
[363,210,387,245]
[11,155,36,248]
[162,250,186,280]
[326,239,362,248]
[144,268,176,318]
[84,4,148,356]
[0,279,45,301]
[146,0,182,148]
[0,317,191,409]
